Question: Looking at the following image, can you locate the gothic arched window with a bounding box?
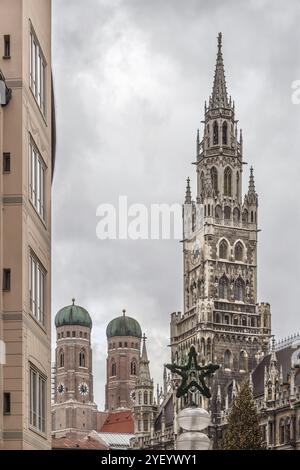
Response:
[235,242,243,261]
[144,391,148,405]
[224,206,231,220]
[280,419,285,444]
[200,171,205,197]
[211,167,218,194]
[131,359,137,375]
[242,209,248,223]
[233,207,240,223]
[219,275,229,299]
[111,359,116,377]
[224,350,231,369]
[138,391,142,405]
[219,240,228,259]
[224,167,232,196]
[236,172,240,198]
[215,205,222,220]
[59,350,64,368]
[235,277,245,301]
[79,350,86,368]
[222,121,228,145]
[213,121,219,145]
[239,351,247,371]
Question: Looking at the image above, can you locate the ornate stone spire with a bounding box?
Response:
[270,336,277,365]
[137,334,151,386]
[210,33,228,109]
[248,167,256,194]
[185,177,192,204]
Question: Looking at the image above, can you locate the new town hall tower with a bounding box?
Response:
[170,34,272,415]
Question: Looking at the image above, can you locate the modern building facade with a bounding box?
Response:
[0,0,54,449]
[52,300,98,437]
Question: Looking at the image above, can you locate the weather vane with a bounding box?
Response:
[165,346,219,399]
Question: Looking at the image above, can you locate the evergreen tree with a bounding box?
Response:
[222,381,265,450]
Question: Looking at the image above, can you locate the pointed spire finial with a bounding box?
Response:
[122,309,126,317]
[218,32,222,53]
[210,32,228,109]
[72,298,75,306]
[185,177,192,204]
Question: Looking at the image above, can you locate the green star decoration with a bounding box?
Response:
[166,346,219,399]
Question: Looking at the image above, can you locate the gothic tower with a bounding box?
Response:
[170,33,272,415]
[133,335,157,444]
[52,300,97,436]
[105,310,142,411]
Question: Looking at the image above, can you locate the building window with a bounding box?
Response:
[224,206,231,220]
[279,419,285,444]
[239,351,247,371]
[219,275,229,300]
[144,419,149,432]
[119,342,122,348]
[111,360,116,377]
[29,139,45,220]
[124,342,128,348]
[131,342,134,348]
[224,167,232,196]
[72,331,76,337]
[59,351,64,368]
[138,420,142,432]
[79,351,86,367]
[80,332,82,338]
[3,153,11,173]
[84,332,87,339]
[30,29,46,115]
[235,242,243,261]
[29,365,46,434]
[29,254,45,326]
[57,333,60,340]
[3,269,11,291]
[222,121,228,145]
[224,350,231,369]
[61,332,64,338]
[213,121,219,145]
[131,360,137,375]
[235,277,245,301]
[219,240,228,259]
[3,392,11,415]
[3,35,11,59]
[242,209,248,223]
[138,391,142,405]
[144,391,148,405]
[211,167,218,194]
[67,331,70,338]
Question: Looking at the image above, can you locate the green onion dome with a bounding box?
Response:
[55,299,92,329]
[106,310,142,338]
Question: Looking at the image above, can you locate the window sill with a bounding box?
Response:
[28,311,47,335]
[2,56,11,60]
[29,199,47,230]
[29,425,47,440]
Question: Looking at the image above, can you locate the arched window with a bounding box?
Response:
[111,359,116,377]
[242,209,248,223]
[200,171,205,196]
[224,167,232,196]
[233,316,239,325]
[235,242,243,261]
[131,360,137,375]
[215,313,221,323]
[219,275,229,299]
[150,391,153,404]
[224,206,231,220]
[224,350,231,369]
[280,419,285,444]
[236,172,240,198]
[233,207,240,223]
[215,205,222,220]
[59,350,64,368]
[222,121,228,145]
[144,391,148,405]
[250,317,256,327]
[285,418,290,443]
[251,211,254,223]
[213,121,219,145]
[219,240,228,259]
[138,391,142,405]
[241,316,247,327]
[211,167,218,194]
[79,350,86,367]
[224,315,230,325]
[235,277,245,301]
[239,351,247,371]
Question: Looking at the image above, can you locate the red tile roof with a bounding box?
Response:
[52,436,107,450]
[100,410,134,434]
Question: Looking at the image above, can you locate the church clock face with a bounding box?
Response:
[57,383,65,395]
[129,390,136,403]
[78,382,89,396]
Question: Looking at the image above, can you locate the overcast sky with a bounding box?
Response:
[52,0,300,409]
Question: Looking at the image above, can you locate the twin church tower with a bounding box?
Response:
[52,33,272,437]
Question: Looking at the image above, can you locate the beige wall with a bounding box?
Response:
[0,0,53,450]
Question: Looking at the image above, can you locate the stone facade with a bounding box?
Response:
[0,0,54,450]
[52,304,98,437]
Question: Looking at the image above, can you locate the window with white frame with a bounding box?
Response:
[29,139,45,220]
[29,254,45,326]
[29,28,46,115]
[29,365,46,434]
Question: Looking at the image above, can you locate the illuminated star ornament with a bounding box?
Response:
[166,346,219,399]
